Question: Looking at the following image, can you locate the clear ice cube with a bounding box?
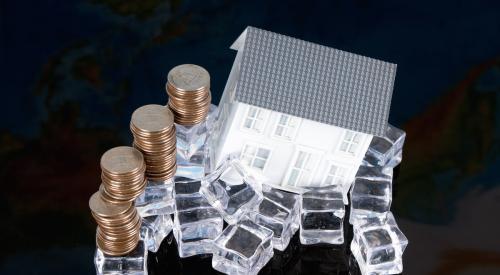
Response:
[300,187,345,245]
[201,158,263,224]
[355,165,393,181]
[94,240,147,275]
[247,185,300,251]
[363,125,405,168]
[135,179,175,217]
[351,212,408,275]
[140,214,173,253]
[175,104,218,180]
[212,218,274,275]
[349,173,392,226]
[173,177,223,257]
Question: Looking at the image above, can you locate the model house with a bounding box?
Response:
[213,26,396,192]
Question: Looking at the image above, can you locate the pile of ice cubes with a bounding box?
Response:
[94,106,408,275]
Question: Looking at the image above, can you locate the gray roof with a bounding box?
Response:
[231,26,397,136]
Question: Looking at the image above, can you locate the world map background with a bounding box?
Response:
[0,0,499,274]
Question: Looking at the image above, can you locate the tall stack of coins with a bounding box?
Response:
[166,64,211,125]
[100,146,147,203]
[89,192,141,256]
[130,104,177,181]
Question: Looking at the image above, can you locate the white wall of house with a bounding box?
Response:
[214,101,373,191]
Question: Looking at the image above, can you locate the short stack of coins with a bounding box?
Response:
[100,146,147,203]
[130,104,177,181]
[89,192,141,256]
[166,64,211,125]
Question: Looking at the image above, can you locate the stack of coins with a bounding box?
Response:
[130,104,177,181]
[89,192,141,256]
[100,146,147,203]
[166,64,211,125]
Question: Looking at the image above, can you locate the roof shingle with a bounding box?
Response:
[232,26,397,136]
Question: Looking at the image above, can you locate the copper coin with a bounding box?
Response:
[100,146,144,176]
[89,191,131,218]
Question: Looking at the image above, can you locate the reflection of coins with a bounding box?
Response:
[89,191,141,256]
[130,105,177,182]
[166,64,211,125]
[100,146,147,203]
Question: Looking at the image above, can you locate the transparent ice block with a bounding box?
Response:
[140,214,173,253]
[351,212,408,275]
[363,125,405,168]
[247,185,300,251]
[201,158,263,224]
[173,177,223,257]
[175,104,218,180]
[212,218,274,275]
[349,173,392,226]
[355,165,393,181]
[94,240,147,275]
[135,179,174,217]
[300,187,345,245]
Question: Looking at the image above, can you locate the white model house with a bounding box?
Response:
[213,27,397,192]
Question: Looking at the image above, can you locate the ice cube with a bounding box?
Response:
[212,218,274,275]
[173,177,223,257]
[363,125,405,168]
[201,158,263,224]
[94,240,147,275]
[175,105,218,179]
[349,176,392,226]
[350,212,408,275]
[247,185,300,251]
[300,187,345,245]
[140,214,173,253]
[135,179,175,217]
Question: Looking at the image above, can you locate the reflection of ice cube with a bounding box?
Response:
[300,187,345,245]
[201,158,263,224]
[247,185,300,251]
[363,125,405,168]
[351,212,408,275]
[212,218,274,275]
[140,214,173,253]
[175,105,218,180]
[350,175,392,226]
[94,240,147,275]
[173,177,223,258]
[135,179,175,217]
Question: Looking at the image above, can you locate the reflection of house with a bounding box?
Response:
[214,26,397,191]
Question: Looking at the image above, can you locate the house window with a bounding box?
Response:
[273,114,299,140]
[323,164,348,186]
[242,106,268,133]
[241,144,271,170]
[339,131,362,155]
[285,151,313,186]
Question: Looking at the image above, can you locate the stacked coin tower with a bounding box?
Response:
[130,104,177,181]
[100,146,147,203]
[90,146,147,256]
[90,192,141,256]
[166,64,211,125]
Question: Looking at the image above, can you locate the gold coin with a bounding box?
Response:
[100,146,144,175]
[131,104,174,133]
[89,191,131,217]
[167,64,210,92]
